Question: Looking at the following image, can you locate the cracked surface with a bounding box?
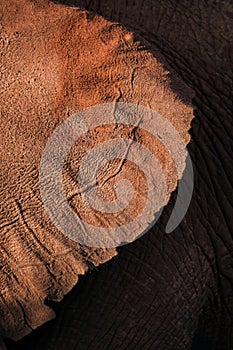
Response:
[0,0,194,342]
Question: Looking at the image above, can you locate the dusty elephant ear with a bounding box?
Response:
[0,0,194,342]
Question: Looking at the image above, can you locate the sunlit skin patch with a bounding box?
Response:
[68,159,148,228]
[62,123,177,229]
[39,102,193,247]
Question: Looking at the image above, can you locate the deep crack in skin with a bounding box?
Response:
[68,116,143,200]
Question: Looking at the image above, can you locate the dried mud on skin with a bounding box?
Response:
[0,0,194,342]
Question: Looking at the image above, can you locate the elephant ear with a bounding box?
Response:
[0,0,194,342]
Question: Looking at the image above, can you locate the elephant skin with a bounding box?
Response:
[1,0,233,349]
[0,0,196,347]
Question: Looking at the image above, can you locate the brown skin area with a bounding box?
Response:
[0,0,194,343]
[1,0,232,349]
[4,1,231,349]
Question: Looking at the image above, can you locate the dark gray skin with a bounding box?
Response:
[5,0,233,349]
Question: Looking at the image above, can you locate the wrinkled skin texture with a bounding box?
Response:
[0,0,195,343]
[3,0,233,349]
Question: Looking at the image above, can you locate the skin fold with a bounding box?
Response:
[1,0,233,349]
